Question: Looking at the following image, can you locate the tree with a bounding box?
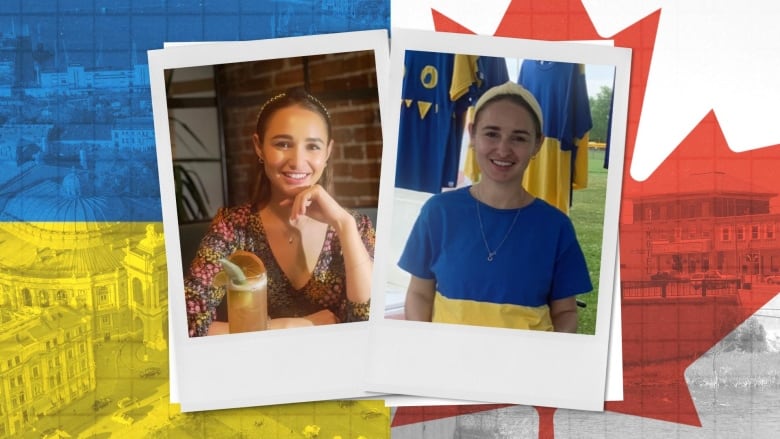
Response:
[721,317,768,353]
[588,85,613,143]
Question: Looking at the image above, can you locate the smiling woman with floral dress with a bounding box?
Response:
[184,88,374,337]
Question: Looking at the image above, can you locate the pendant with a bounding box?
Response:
[487,251,496,262]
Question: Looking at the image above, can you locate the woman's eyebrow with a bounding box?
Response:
[269,134,324,143]
[480,125,532,135]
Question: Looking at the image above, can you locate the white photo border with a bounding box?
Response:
[367,29,631,411]
[149,30,390,412]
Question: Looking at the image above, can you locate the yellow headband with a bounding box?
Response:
[473,81,544,132]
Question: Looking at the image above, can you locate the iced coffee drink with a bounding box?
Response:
[227,273,268,334]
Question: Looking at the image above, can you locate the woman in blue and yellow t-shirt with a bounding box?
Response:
[399,81,592,333]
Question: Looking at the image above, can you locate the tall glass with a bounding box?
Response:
[226,273,268,333]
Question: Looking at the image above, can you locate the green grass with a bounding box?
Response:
[568,149,608,335]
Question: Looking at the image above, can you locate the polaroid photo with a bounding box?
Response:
[149,29,390,412]
[367,29,631,411]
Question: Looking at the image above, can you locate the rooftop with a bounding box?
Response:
[630,172,777,201]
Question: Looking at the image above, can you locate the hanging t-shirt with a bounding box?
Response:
[518,61,592,214]
[395,51,458,194]
[447,55,510,184]
[450,55,510,102]
[396,52,509,193]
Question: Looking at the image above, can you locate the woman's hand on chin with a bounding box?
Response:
[283,184,351,229]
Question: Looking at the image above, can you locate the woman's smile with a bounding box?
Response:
[280,171,312,182]
[489,158,517,168]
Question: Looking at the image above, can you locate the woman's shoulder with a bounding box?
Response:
[212,203,256,226]
[425,186,472,207]
[346,208,376,230]
[528,198,576,227]
[438,186,472,199]
[408,187,472,221]
[220,202,253,214]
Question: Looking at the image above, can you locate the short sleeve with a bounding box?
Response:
[184,208,242,337]
[398,200,437,280]
[355,212,376,260]
[340,211,374,322]
[343,300,370,322]
[550,219,593,301]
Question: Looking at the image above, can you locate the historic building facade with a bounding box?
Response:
[0,168,166,436]
[621,172,780,283]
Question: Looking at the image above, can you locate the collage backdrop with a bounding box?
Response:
[2,1,779,438]
[0,1,389,438]
[390,1,780,438]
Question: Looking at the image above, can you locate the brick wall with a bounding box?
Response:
[215,50,382,209]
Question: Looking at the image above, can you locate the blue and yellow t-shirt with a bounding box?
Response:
[398,187,592,330]
[395,50,458,193]
[396,52,509,194]
[519,61,593,214]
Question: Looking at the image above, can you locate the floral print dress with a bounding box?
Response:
[185,203,374,337]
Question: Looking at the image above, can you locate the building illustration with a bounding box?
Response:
[0,12,393,437]
[0,307,95,435]
[0,167,166,437]
[617,171,780,368]
[621,172,780,283]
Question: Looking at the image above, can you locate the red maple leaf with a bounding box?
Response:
[610,112,780,426]
[393,0,780,435]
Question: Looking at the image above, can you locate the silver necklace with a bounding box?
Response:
[474,188,524,262]
[260,209,298,244]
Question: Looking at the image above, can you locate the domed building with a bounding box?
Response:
[0,166,167,436]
